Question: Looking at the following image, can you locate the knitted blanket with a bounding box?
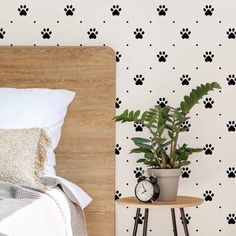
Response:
[0,178,87,236]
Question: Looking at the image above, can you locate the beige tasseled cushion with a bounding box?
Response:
[0,128,51,188]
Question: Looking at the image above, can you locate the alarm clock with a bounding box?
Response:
[134,176,160,203]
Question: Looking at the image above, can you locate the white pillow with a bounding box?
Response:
[0,88,75,176]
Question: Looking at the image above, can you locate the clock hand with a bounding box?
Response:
[142,184,146,191]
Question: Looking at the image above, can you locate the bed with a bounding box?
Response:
[0,46,115,236]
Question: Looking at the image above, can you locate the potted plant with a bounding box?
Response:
[114,82,221,200]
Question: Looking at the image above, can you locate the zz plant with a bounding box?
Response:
[114,82,221,169]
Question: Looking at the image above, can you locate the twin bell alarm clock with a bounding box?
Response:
[135,175,160,203]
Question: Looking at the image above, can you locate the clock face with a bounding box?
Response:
[135,180,154,202]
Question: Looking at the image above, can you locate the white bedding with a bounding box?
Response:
[0,188,72,236]
[0,177,90,236]
[51,176,92,209]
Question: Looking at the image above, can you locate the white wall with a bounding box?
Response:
[1,1,236,235]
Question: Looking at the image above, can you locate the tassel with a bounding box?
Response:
[35,129,51,186]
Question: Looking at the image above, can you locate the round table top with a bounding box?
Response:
[116,196,204,209]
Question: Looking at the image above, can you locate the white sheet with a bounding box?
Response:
[52,176,93,209]
[0,188,72,236]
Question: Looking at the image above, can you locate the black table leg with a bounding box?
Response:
[180,208,189,236]
[171,208,178,236]
[143,208,149,236]
[133,208,141,236]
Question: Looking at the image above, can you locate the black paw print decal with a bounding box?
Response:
[227,74,236,85]
[203,98,214,109]
[203,144,214,155]
[180,75,191,85]
[115,190,122,200]
[203,190,214,201]
[226,167,236,178]
[41,28,52,39]
[87,28,98,39]
[226,121,236,132]
[18,5,29,16]
[203,51,214,62]
[134,74,145,86]
[116,98,122,109]
[227,214,236,224]
[157,97,168,108]
[134,122,144,132]
[181,121,191,132]
[64,5,75,16]
[227,28,236,39]
[134,213,145,224]
[115,144,121,155]
[111,5,121,16]
[157,51,168,62]
[0,28,6,39]
[116,51,122,62]
[180,213,191,224]
[180,28,191,39]
[182,167,191,178]
[157,5,168,16]
[134,167,144,179]
[134,28,145,39]
[203,5,214,16]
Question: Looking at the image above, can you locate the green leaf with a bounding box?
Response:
[149,108,157,113]
[190,90,199,104]
[114,109,143,123]
[180,101,187,114]
[136,144,152,149]
[137,159,146,163]
[134,110,140,119]
[179,82,221,115]
[211,82,221,89]
[168,131,173,139]
[159,140,173,148]
[141,111,148,121]
[133,142,152,149]
[184,95,192,107]
[144,152,154,159]
[188,148,203,153]
[131,137,151,144]
[130,147,152,154]
[165,124,174,131]
[157,124,165,136]
[129,111,134,120]
[123,109,128,117]
[179,161,191,167]
[175,110,183,120]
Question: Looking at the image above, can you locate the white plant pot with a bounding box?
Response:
[147,168,181,201]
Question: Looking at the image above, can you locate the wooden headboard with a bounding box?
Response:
[0,46,115,236]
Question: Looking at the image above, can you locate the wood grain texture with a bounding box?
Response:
[116,196,204,209]
[0,46,115,236]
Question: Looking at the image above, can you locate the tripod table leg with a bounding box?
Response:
[171,208,178,236]
[133,208,141,236]
[180,208,190,236]
[143,208,149,236]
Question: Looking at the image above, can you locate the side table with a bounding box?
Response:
[116,196,204,236]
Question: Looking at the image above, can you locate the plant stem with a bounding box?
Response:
[144,123,161,168]
[144,124,155,136]
[170,109,176,157]
[173,131,179,153]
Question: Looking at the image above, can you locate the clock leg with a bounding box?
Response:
[143,208,149,236]
[171,208,178,236]
[180,208,189,236]
[133,208,141,236]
